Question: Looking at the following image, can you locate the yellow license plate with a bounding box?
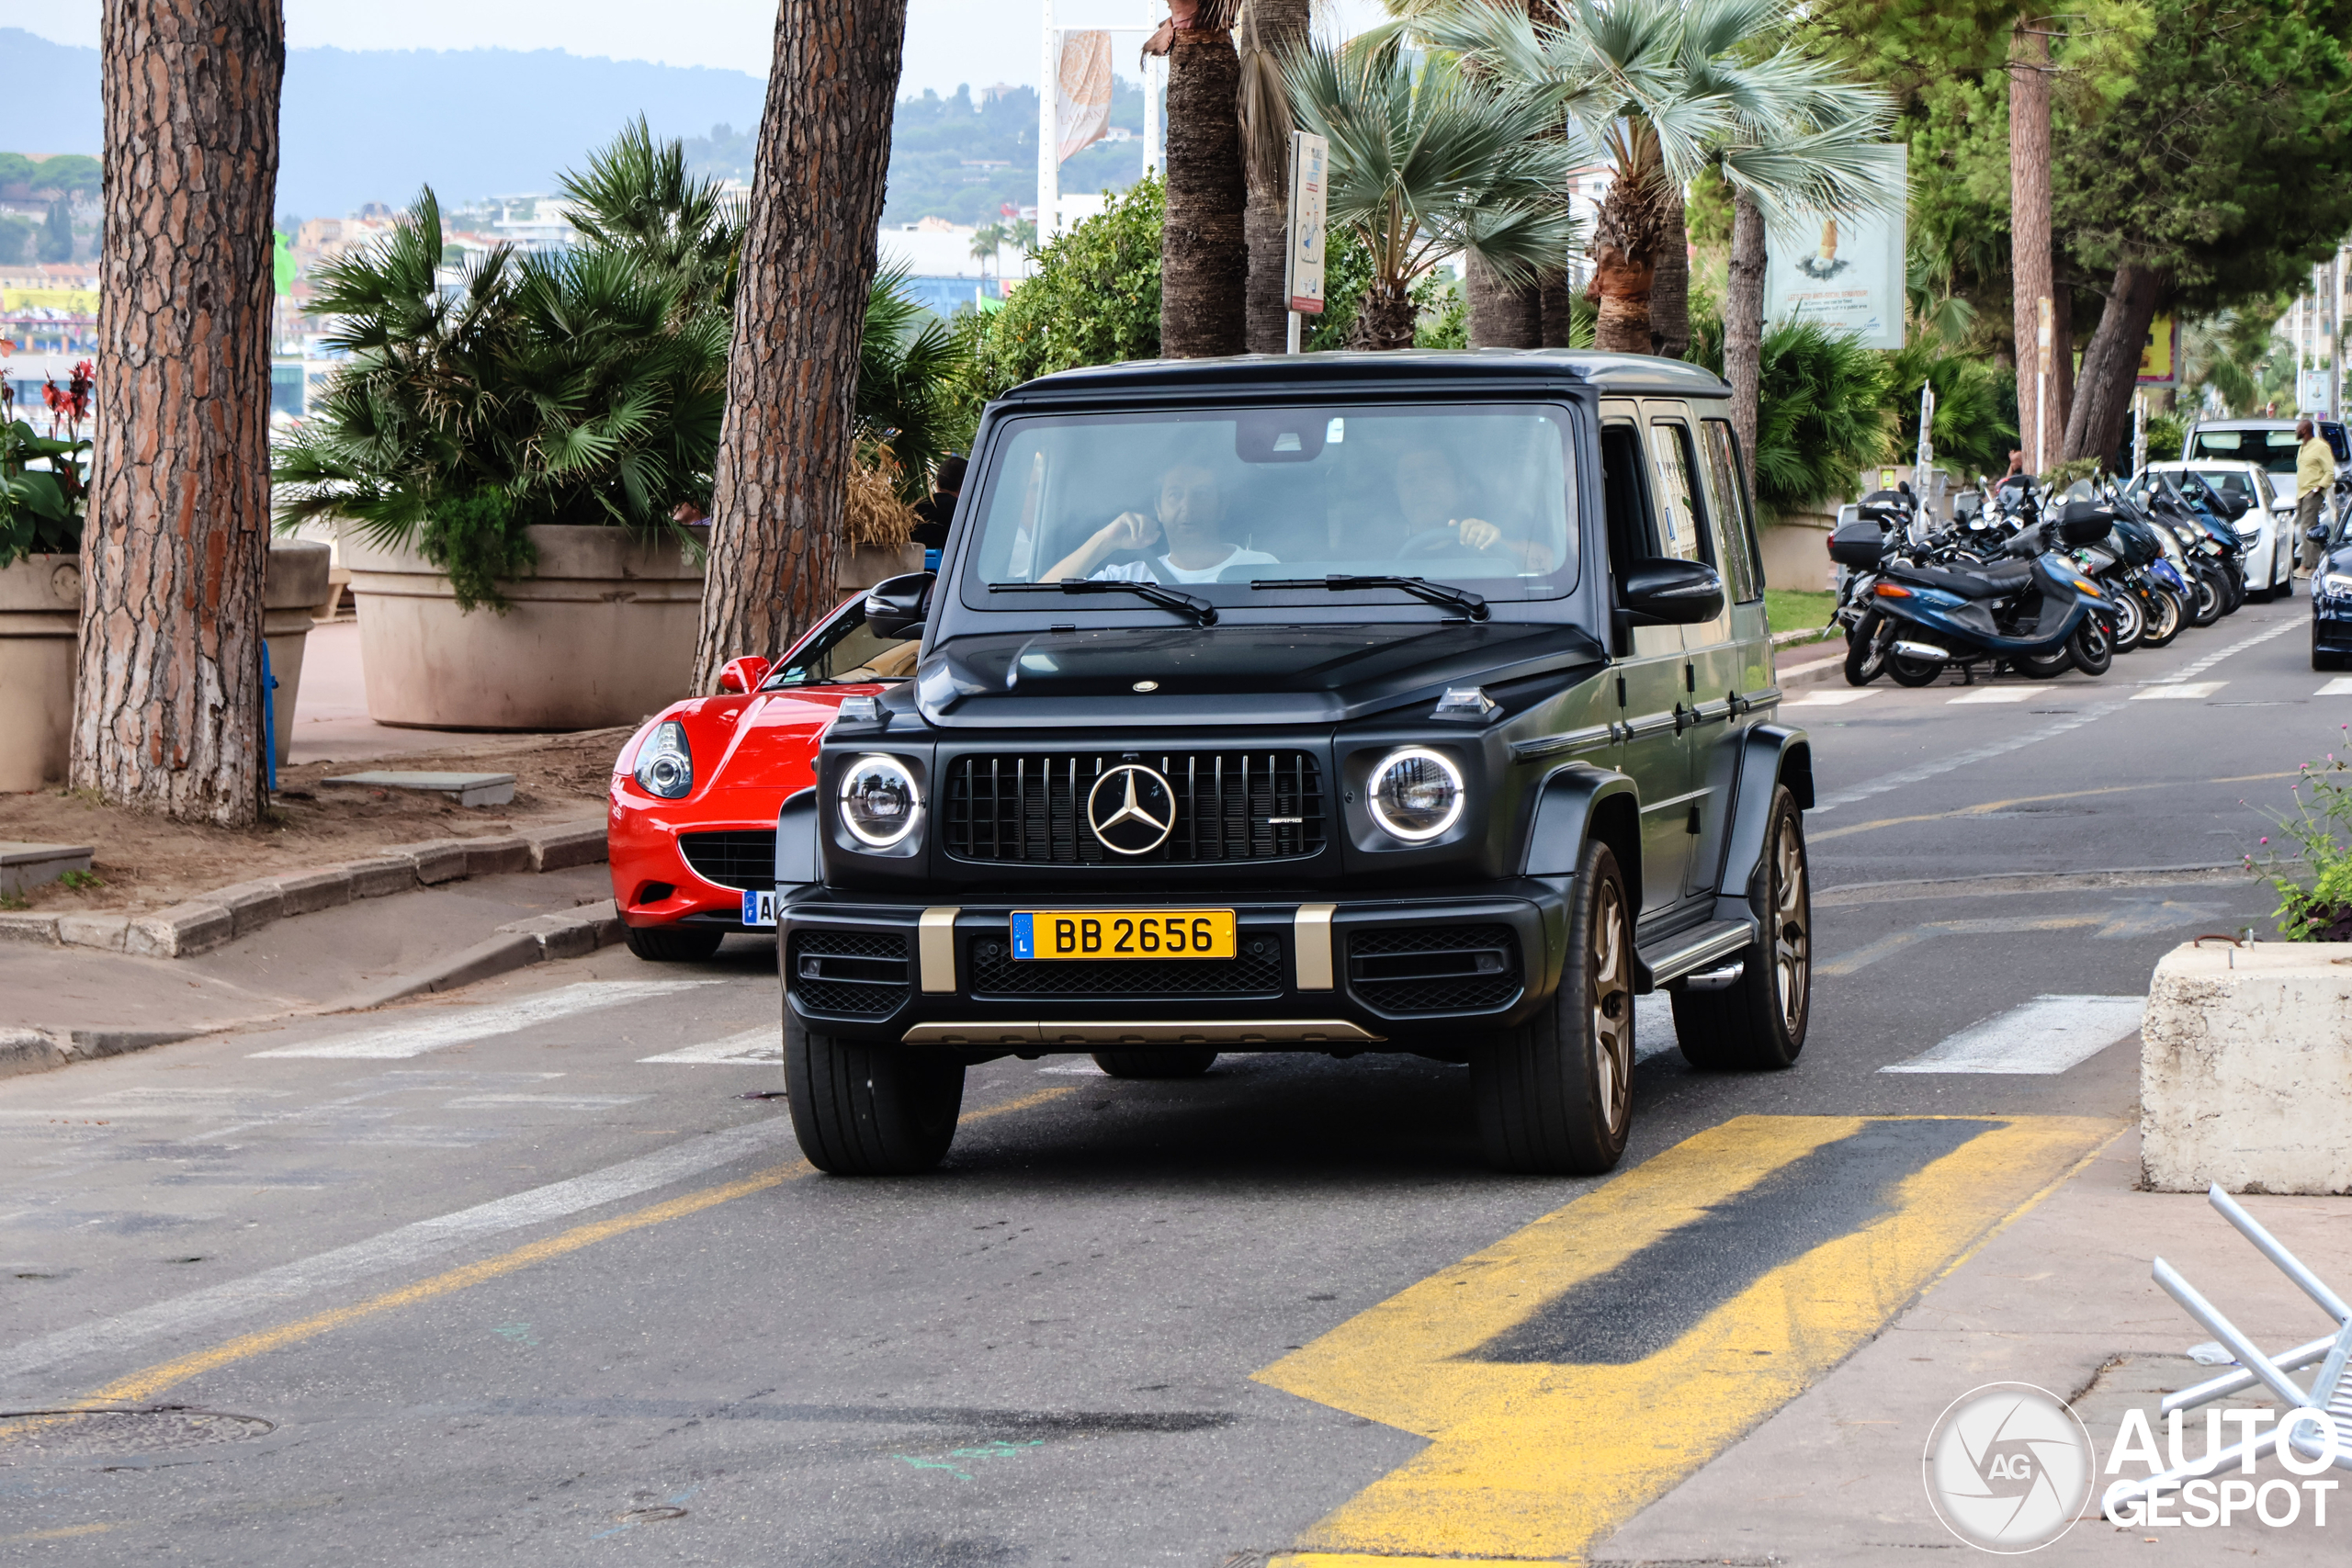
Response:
[1011,909,1236,961]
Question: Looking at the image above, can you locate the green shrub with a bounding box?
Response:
[1695,321,1892,517]
[2144,411,2186,463]
[1884,344,2016,479]
[2254,745,2352,942]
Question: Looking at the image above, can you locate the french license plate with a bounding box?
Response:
[1011,909,1236,961]
[741,889,778,928]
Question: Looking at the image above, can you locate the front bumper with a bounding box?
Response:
[778,883,1572,1049]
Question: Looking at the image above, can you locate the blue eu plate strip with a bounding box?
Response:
[1010,911,1035,960]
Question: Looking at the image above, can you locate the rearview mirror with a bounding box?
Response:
[718,656,771,694]
[864,571,934,640]
[1621,558,1724,626]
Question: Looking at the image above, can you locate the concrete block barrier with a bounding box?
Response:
[2142,940,2352,1194]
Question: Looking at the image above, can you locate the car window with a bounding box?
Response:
[1697,420,1764,603]
[1599,422,1658,572]
[2188,428,2304,474]
[962,403,1579,604]
[767,604,917,687]
[1647,421,1709,565]
[2190,468,2256,498]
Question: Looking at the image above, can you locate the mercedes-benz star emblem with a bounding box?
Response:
[1086,764,1176,856]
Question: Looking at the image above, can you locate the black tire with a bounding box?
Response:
[784,1010,966,1175]
[2110,588,2145,651]
[2277,573,2294,601]
[2188,569,2224,627]
[2319,626,2349,671]
[2138,589,2184,649]
[1886,654,1942,687]
[2069,618,2114,677]
[1843,611,1890,686]
[2221,564,2245,615]
[1470,839,1636,1175]
[2012,644,2073,679]
[1674,786,1810,1071]
[625,923,725,962]
[1091,1049,1218,1078]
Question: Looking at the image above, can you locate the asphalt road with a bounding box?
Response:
[1,595,2341,1565]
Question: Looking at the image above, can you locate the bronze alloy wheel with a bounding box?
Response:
[1671,784,1810,1073]
[1589,874,1634,1139]
[1771,807,1810,1041]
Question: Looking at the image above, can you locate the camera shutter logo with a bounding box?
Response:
[1923,1382,2096,1552]
[1086,764,1175,855]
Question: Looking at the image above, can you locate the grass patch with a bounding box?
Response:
[1765,588,1838,639]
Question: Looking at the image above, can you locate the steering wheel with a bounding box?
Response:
[1399,527,1476,560]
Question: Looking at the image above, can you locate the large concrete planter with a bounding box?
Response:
[2143,940,2352,1193]
[839,541,924,592]
[0,552,81,793]
[343,523,707,731]
[264,539,331,761]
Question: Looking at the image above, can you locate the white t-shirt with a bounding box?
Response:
[1091,546,1278,585]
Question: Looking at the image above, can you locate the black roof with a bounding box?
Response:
[999,346,1731,404]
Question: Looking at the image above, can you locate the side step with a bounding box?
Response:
[1634,917,1757,993]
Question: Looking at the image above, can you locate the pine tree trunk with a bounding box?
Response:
[1650,185,1690,358]
[1725,190,1767,491]
[2008,17,2056,471]
[2064,263,2164,467]
[1468,254,1542,348]
[71,0,283,827]
[693,0,905,691]
[2052,281,2074,445]
[1241,0,1309,355]
[1162,29,1247,358]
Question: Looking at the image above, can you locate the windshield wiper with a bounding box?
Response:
[989,578,1218,626]
[1250,574,1489,621]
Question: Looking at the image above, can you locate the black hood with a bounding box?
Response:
[913,620,1607,728]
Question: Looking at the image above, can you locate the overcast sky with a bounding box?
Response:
[1,1,1385,98]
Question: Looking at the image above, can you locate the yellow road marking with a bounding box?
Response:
[1254,1114,2118,1565]
[1810,771,2301,843]
[0,1523,111,1543]
[51,1088,1074,1410]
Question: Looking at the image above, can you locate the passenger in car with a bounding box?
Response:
[1042,460,1281,584]
[1391,446,1557,573]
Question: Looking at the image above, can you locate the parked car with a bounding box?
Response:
[2124,459,2297,600]
[2182,416,2351,487]
[2314,510,2352,671]
[771,350,1816,1178]
[607,596,919,961]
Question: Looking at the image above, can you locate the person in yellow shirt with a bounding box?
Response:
[2295,418,2334,575]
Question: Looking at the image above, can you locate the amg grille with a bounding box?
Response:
[1348,925,1521,1014]
[679,829,777,893]
[967,933,1284,998]
[944,751,1326,865]
[788,930,910,1017]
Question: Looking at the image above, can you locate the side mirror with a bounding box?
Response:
[1621,558,1724,626]
[864,571,934,639]
[718,656,771,694]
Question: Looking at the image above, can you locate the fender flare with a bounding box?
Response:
[774,786,819,886]
[1713,724,1811,923]
[1522,761,1644,914]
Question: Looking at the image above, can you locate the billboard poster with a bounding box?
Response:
[1762,142,1906,350]
[2135,315,2180,386]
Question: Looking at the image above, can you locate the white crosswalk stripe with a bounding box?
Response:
[2132,681,2225,700]
[1947,688,2031,704]
[2317,676,2352,696]
[1879,994,2144,1074]
[639,1029,779,1065]
[249,981,718,1060]
[1784,689,1876,706]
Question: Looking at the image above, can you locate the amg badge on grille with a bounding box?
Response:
[1086,764,1176,855]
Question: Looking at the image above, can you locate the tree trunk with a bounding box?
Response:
[1539,272,1578,347]
[1351,281,1417,350]
[71,0,283,827]
[2008,17,2056,471]
[693,0,905,690]
[1468,254,1542,348]
[1241,0,1309,355]
[1588,164,1667,355]
[2064,263,2164,468]
[1725,190,1767,491]
[1162,29,1247,358]
[1649,184,1690,358]
[2052,279,2074,446]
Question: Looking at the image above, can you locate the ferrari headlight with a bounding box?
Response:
[840,754,922,847]
[1368,747,1465,842]
[632,720,693,799]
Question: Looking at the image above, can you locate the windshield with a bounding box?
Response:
[962,404,1578,609]
[765,604,917,687]
[2188,427,2307,474]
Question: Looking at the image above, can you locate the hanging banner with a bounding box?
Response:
[1284,130,1328,315]
[1762,142,1906,349]
[1056,30,1114,164]
[2136,314,2179,386]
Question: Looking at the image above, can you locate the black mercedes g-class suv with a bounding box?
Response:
[773,349,1814,1177]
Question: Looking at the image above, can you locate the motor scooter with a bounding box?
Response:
[1845,501,2122,683]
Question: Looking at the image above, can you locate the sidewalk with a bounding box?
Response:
[286,619,583,766]
[1593,1129,2352,1564]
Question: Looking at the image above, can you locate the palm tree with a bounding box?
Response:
[1283,38,1583,348]
[1151,0,1248,357]
[857,265,970,501]
[969,221,1005,279]
[558,116,743,318]
[1237,0,1313,353]
[1424,0,1902,356]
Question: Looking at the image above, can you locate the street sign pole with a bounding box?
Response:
[1283,130,1329,354]
[2035,295,2052,476]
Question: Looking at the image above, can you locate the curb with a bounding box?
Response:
[0,820,607,962]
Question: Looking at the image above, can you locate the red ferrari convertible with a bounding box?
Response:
[607,592,920,960]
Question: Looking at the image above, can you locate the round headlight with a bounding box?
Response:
[1368,747,1464,842]
[632,720,693,799]
[840,754,922,847]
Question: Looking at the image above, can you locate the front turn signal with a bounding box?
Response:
[1873,581,1913,598]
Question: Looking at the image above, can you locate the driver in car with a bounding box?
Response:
[1043,460,1280,584]
[1392,446,1556,572]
